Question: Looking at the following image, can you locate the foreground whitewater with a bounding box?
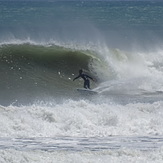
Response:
[0,100,163,162]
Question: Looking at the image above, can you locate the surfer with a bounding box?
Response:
[73,69,94,89]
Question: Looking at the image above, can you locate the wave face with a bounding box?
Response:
[0,43,98,105]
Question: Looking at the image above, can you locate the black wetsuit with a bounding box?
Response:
[73,73,93,89]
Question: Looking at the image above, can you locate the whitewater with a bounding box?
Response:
[1,0,163,162]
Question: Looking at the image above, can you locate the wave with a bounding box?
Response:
[1,40,163,105]
[0,42,102,105]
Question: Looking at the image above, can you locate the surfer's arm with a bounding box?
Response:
[73,75,80,81]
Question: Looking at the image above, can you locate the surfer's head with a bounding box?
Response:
[79,69,83,74]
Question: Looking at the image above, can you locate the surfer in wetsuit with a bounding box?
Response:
[73,69,94,89]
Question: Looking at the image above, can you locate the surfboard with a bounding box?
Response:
[77,88,98,95]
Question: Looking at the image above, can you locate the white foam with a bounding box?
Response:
[89,44,163,94]
[0,99,163,138]
[0,148,163,163]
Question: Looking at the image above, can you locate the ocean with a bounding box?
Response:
[0,0,163,162]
